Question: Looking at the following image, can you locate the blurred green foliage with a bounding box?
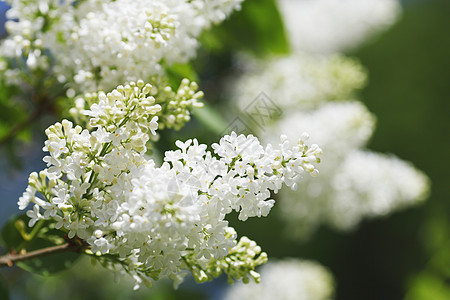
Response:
[1,214,80,275]
[201,0,289,57]
[0,81,29,142]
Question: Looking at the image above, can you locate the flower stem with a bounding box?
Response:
[0,238,86,267]
[27,219,46,241]
[15,219,46,251]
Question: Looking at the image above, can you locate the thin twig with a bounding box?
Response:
[0,241,84,267]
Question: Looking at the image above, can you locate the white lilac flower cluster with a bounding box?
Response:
[268,107,429,237]
[232,53,366,111]
[279,0,401,54]
[1,0,243,91]
[18,80,322,288]
[223,259,334,300]
[69,77,204,132]
[229,0,429,239]
[232,63,429,238]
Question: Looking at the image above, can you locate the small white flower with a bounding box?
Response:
[26,205,42,227]
[149,116,159,135]
[70,180,90,200]
[46,138,69,158]
[55,215,70,230]
[109,128,128,147]
[92,237,111,254]
[18,186,36,210]
[42,202,59,218]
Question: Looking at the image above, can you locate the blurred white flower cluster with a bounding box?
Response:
[230,0,429,239]
[280,0,401,54]
[269,106,429,237]
[0,0,243,91]
[233,54,367,111]
[223,259,334,300]
[18,80,322,288]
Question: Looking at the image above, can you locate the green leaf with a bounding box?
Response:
[192,105,228,135]
[1,214,80,275]
[166,63,199,82]
[0,214,29,251]
[406,273,450,300]
[200,0,290,57]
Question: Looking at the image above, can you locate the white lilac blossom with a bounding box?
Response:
[18,80,322,288]
[264,105,429,238]
[1,0,243,92]
[223,259,334,300]
[191,0,243,24]
[280,150,429,235]
[279,0,401,54]
[264,102,376,158]
[231,53,366,112]
[69,77,204,131]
